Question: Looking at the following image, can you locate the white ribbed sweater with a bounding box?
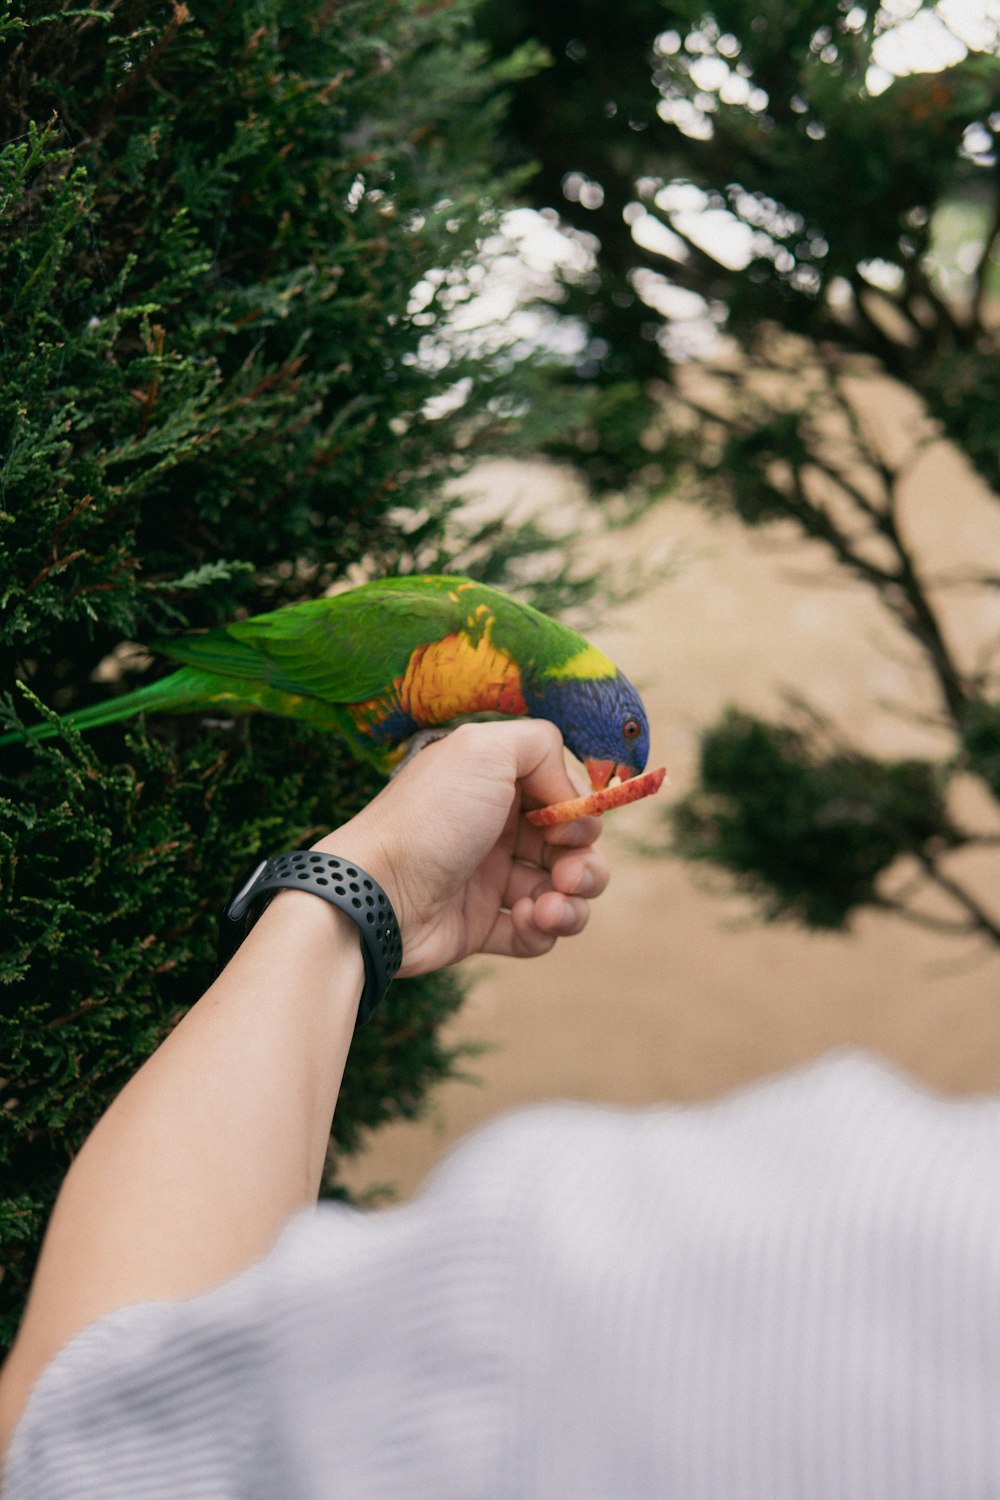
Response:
[6,1053,1000,1498]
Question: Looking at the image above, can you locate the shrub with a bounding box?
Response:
[0,0,550,1348]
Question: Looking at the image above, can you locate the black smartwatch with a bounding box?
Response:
[219,851,403,1026]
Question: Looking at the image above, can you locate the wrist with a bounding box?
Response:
[243,891,366,1012]
[310,823,405,933]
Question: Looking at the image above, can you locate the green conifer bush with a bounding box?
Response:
[0,0,550,1347]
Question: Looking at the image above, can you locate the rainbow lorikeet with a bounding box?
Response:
[3,575,650,788]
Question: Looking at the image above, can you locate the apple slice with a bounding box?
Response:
[526,766,668,827]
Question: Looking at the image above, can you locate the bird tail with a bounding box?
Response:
[0,669,213,748]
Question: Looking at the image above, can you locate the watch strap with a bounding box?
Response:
[219,851,403,1025]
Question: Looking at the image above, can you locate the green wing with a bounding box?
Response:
[156,577,501,705]
[358,575,596,676]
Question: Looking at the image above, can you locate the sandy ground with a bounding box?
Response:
[339,417,1000,1203]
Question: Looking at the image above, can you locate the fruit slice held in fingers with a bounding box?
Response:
[527,766,668,827]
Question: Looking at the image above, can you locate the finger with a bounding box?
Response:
[543,815,604,847]
[480,890,592,958]
[500,719,584,811]
[502,859,553,911]
[530,889,591,937]
[547,845,611,900]
[502,845,609,909]
[513,813,603,870]
[480,904,558,959]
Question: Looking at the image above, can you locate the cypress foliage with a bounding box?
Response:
[0,0,548,1348]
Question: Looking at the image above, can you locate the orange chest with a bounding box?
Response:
[399,631,527,724]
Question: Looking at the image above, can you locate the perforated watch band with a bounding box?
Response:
[218,851,403,1025]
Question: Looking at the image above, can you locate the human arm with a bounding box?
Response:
[0,721,607,1453]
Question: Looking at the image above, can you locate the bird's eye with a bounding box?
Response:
[623,718,640,740]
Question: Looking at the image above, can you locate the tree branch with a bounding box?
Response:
[916,850,1000,943]
[785,463,900,589]
[741,358,970,728]
[872,895,980,937]
[821,368,904,504]
[971,180,1000,332]
[839,271,922,380]
[878,506,970,725]
[903,255,971,351]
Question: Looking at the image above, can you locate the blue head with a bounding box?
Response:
[526,671,650,789]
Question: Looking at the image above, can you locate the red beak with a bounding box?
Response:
[585,758,637,790]
[584,758,615,790]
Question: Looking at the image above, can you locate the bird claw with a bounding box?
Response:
[390,714,510,776]
[389,725,458,776]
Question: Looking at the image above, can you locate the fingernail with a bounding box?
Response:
[559,898,575,927]
[573,868,595,896]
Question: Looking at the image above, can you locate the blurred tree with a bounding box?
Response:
[477,0,1000,946]
[0,0,586,1349]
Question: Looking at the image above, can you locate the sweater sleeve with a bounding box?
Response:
[2,1285,274,1500]
[1,1109,533,1500]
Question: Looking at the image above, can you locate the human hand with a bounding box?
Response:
[312,721,610,976]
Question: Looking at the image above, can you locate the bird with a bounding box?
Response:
[2,574,650,789]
